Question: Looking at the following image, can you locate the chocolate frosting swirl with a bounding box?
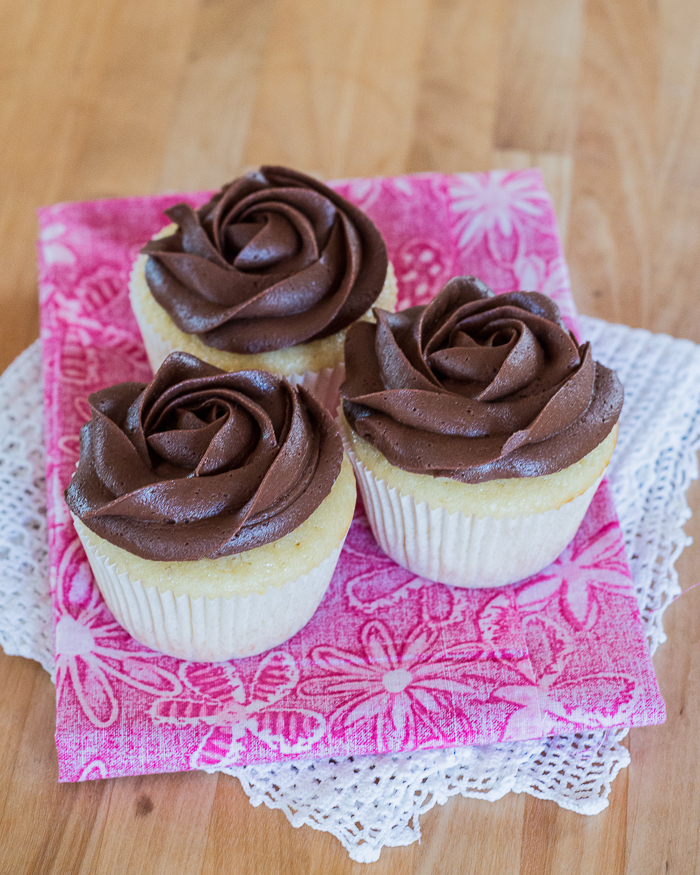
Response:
[341,277,623,481]
[66,353,343,561]
[142,166,389,354]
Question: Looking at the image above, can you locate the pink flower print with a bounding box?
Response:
[494,610,636,732]
[77,265,125,313]
[334,176,412,214]
[394,238,453,307]
[543,672,637,726]
[150,653,326,770]
[55,538,182,728]
[339,520,473,623]
[339,519,432,614]
[77,759,108,781]
[39,223,76,266]
[522,614,575,680]
[479,513,639,732]
[57,434,80,467]
[476,589,533,673]
[73,395,92,423]
[488,683,544,739]
[512,253,578,330]
[56,264,127,329]
[512,252,569,298]
[477,590,522,645]
[474,592,545,738]
[518,605,637,728]
[391,176,415,197]
[514,520,633,631]
[333,176,383,213]
[98,330,151,377]
[55,395,93,467]
[448,170,552,262]
[59,327,102,387]
[523,614,636,726]
[336,515,474,623]
[302,621,491,750]
[419,583,463,625]
[53,275,141,357]
[52,264,124,329]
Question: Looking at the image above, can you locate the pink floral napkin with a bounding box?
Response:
[37,171,665,783]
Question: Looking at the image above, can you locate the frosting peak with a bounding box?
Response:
[142,166,388,354]
[341,277,623,481]
[66,353,343,560]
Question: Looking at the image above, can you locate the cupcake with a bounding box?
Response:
[340,277,623,589]
[65,352,356,660]
[130,166,397,410]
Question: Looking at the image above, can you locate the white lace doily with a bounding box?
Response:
[0,341,54,678]
[1,317,699,863]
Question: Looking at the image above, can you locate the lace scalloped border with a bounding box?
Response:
[1,316,699,863]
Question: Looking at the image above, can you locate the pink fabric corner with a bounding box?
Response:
[37,170,664,783]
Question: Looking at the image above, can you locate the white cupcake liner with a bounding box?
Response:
[347,449,605,589]
[287,363,345,413]
[76,523,345,661]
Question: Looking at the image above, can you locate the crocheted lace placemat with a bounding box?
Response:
[1,315,699,863]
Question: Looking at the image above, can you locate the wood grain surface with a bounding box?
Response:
[2,0,700,871]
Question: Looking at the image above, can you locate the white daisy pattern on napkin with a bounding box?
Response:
[300,620,494,750]
[150,654,326,769]
[448,170,552,262]
[55,538,181,729]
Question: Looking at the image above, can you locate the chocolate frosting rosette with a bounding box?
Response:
[340,277,623,589]
[129,167,397,410]
[66,353,356,661]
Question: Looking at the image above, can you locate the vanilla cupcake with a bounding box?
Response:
[65,352,356,660]
[130,166,397,410]
[340,277,623,589]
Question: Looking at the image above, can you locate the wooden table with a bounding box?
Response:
[3,1,700,871]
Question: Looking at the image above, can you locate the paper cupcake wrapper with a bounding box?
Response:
[288,363,345,413]
[347,449,605,589]
[76,523,344,661]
